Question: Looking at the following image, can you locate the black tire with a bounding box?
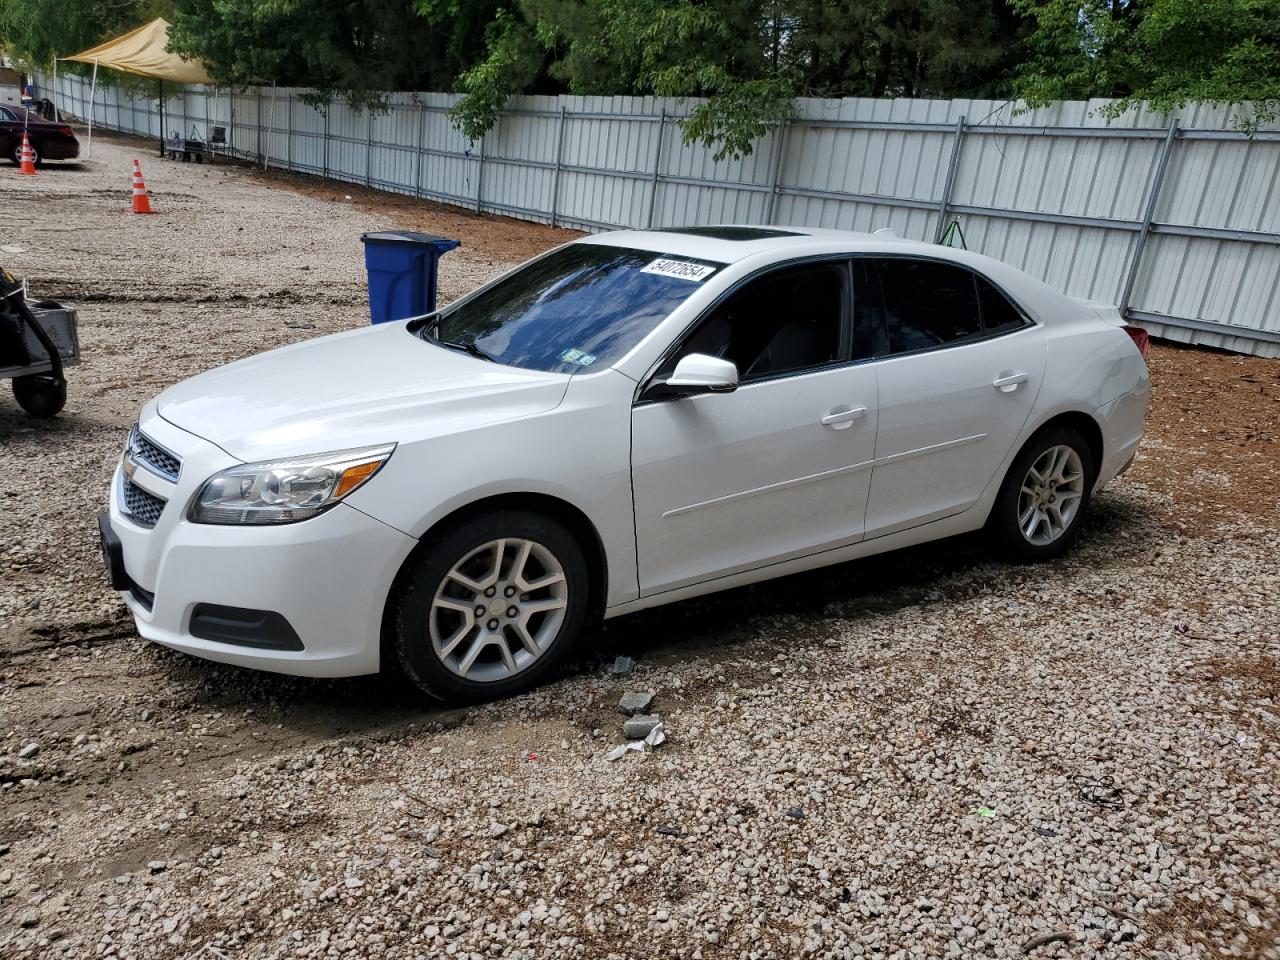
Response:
[389,510,591,703]
[987,425,1095,562]
[13,374,67,418]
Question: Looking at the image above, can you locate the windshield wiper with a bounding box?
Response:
[437,336,498,363]
[420,318,498,362]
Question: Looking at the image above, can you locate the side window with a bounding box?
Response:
[976,275,1029,335]
[876,259,982,353]
[669,262,848,381]
[0,106,16,121]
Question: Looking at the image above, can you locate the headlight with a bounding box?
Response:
[189,444,395,525]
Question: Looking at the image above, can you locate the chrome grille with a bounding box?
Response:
[130,429,181,481]
[122,480,166,528]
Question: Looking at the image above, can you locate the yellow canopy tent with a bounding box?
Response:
[61,18,211,157]
[65,18,211,84]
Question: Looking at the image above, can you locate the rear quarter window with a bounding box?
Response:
[976,276,1030,335]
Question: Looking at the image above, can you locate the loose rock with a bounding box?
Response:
[623,714,661,739]
[619,691,654,715]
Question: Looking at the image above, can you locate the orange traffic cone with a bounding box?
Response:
[130,159,155,214]
[18,133,36,175]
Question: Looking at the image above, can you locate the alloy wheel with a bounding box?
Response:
[428,537,568,682]
[1017,444,1085,546]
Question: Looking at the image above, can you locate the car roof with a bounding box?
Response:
[578,225,942,264]
[577,224,1085,333]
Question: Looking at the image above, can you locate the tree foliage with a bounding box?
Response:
[3,0,1277,155]
[1012,0,1280,124]
[167,0,506,111]
[451,1,1028,158]
[0,0,172,72]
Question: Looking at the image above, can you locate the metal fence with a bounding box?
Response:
[38,73,1280,357]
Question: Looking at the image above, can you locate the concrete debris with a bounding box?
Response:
[622,714,661,740]
[619,691,654,715]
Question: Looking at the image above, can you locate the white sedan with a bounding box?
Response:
[99,227,1150,702]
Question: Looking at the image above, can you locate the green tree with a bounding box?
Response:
[167,0,507,110]
[1012,0,1280,124]
[0,0,172,70]
[451,0,1029,159]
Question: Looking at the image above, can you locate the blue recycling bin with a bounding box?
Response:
[360,231,460,324]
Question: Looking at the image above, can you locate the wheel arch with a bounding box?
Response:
[983,409,1104,529]
[380,492,610,652]
[1026,410,1104,480]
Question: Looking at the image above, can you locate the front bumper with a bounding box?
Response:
[105,409,417,677]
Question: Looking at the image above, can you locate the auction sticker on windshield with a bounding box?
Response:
[558,348,597,366]
[641,258,716,282]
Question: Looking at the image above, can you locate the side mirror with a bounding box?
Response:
[645,353,739,400]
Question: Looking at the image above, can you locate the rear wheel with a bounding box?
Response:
[988,426,1094,562]
[13,374,66,418]
[389,510,590,703]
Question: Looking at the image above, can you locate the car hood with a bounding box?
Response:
[157,323,571,462]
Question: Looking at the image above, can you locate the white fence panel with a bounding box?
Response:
[34,72,1280,356]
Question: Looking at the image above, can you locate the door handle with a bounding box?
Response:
[992,371,1029,393]
[821,406,868,429]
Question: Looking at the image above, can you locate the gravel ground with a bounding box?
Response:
[1,132,1278,960]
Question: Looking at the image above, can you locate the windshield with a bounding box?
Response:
[423,244,725,373]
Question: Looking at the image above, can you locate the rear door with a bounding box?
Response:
[863,257,1046,537]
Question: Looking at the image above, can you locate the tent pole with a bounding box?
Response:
[51,57,58,122]
[158,80,165,157]
[87,59,98,159]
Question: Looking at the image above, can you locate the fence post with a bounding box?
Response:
[934,115,966,242]
[1120,117,1179,317]
[322,106,330,179]
[256,88,263,165]
[550,105,567,227]
[765,119,791,225]
[286,93,293,171]
[365,108,373,188]
[475,133,486,213]
[415,102,427,199]
[646,108,667,229]
[229,88,236,160]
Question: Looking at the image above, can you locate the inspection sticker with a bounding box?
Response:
[559,348,598,366]
[641,258,715,282]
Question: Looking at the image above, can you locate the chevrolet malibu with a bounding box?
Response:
[99,227,1150,702]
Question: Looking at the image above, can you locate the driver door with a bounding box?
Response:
[630,259,880,596]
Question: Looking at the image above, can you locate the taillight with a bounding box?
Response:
[1122,324,1149,359]
[58,126,74,136]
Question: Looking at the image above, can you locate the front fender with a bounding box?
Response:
[345,370,639,608]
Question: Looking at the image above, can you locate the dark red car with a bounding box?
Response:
[0,105,80,166]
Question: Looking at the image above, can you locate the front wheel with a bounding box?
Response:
[13,374,67,418]
[988,427,1094,562]
[10,142,40,167]
[389,510,590,703]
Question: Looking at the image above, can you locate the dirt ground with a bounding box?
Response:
[0,132,1277,960]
